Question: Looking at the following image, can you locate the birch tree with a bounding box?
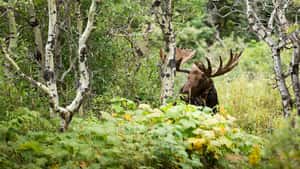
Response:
[3,0,17,79]
[28,0,44,71]
[245,0,300,116]
[275,0,300,116]
[0,0,98,131]
[152,0,176,104]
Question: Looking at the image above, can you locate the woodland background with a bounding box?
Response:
[0,0,299,169]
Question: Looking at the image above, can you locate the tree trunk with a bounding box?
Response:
[4,0,17,79]
[1,0,97,132]
[153,0,176,104]
[160,37,176,104]
[28,0,45,72]
[246,0,292,116]
[291,39,300,116]
[271,47,292,117]
[275,1,300,116]
[45,0,59,117]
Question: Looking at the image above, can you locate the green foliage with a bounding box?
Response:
[1,1,300,168]
[258,119,300,169]
[0,80,48,118]
[216,75,283,135]
[293,0,300,6]
[287,24,300,35]
[0,103,262,169]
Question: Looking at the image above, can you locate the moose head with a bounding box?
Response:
[174,48,243,112]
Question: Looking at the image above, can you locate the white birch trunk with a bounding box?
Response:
[60,0,97,131]
[276,1,300,116]
[291,41,300,116]
[153,0,176,104]
[245,0,292,116]
[271,47,292,117]
[1,0,97,131]
[44,0,59,118]
[4,0,17,79]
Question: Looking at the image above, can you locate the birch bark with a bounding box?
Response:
[1,0,98,131]
[153,0,176,104]
[28,0,45,71]
[275,1,300,116]
[291,40,300,116]
[245,0,292,116]
[4,0,17,79]
[44,0,60,115]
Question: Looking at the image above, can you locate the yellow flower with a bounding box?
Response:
[166,119,173,124]
[213,126,226,136]
[219,105,227,115]
[187,138,206,151]
[248,144,261,165]
[123,114,132,121]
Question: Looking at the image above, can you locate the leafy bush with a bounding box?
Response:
[258,119,300,169]
[0,101,262,169]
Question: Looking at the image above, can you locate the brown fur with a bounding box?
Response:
[180,64,219,112]
[178,49,242,112]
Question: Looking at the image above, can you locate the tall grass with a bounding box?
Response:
[216,75,283,135]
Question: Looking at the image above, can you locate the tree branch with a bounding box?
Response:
[1,43,50,95]
[66,0,97,113]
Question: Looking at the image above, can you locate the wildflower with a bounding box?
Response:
[248,144,261,165]
[187,138,206,151]
[123,114,132,121]
[219,105,227,114]
[213,126,226,136]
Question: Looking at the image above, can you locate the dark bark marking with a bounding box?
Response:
[29,18,39,27]
[167,58,176,68]
[292,64,299,75]
[165,73,170,78]
[43,69,54,81]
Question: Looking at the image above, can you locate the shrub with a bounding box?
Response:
[0,101,262,169]
[258,119,300,169]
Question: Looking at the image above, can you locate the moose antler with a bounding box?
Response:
[198,49,243,77]
[160,48,196,73]
[175,48,196,73]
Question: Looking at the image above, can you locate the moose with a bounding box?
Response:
[161,48,242,112]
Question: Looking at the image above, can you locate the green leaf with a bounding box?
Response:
[178,119,196,129]
[111,104,124,113]
[18,141,42,153]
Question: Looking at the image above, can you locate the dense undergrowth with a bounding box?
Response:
[1,99,299,169]
[0,100,265,169]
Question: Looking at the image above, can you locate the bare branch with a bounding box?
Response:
[1,43,50,95]
[59,57,77,82]
[268,8,276,30]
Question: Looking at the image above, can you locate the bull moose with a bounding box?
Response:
[161,48,242,112]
